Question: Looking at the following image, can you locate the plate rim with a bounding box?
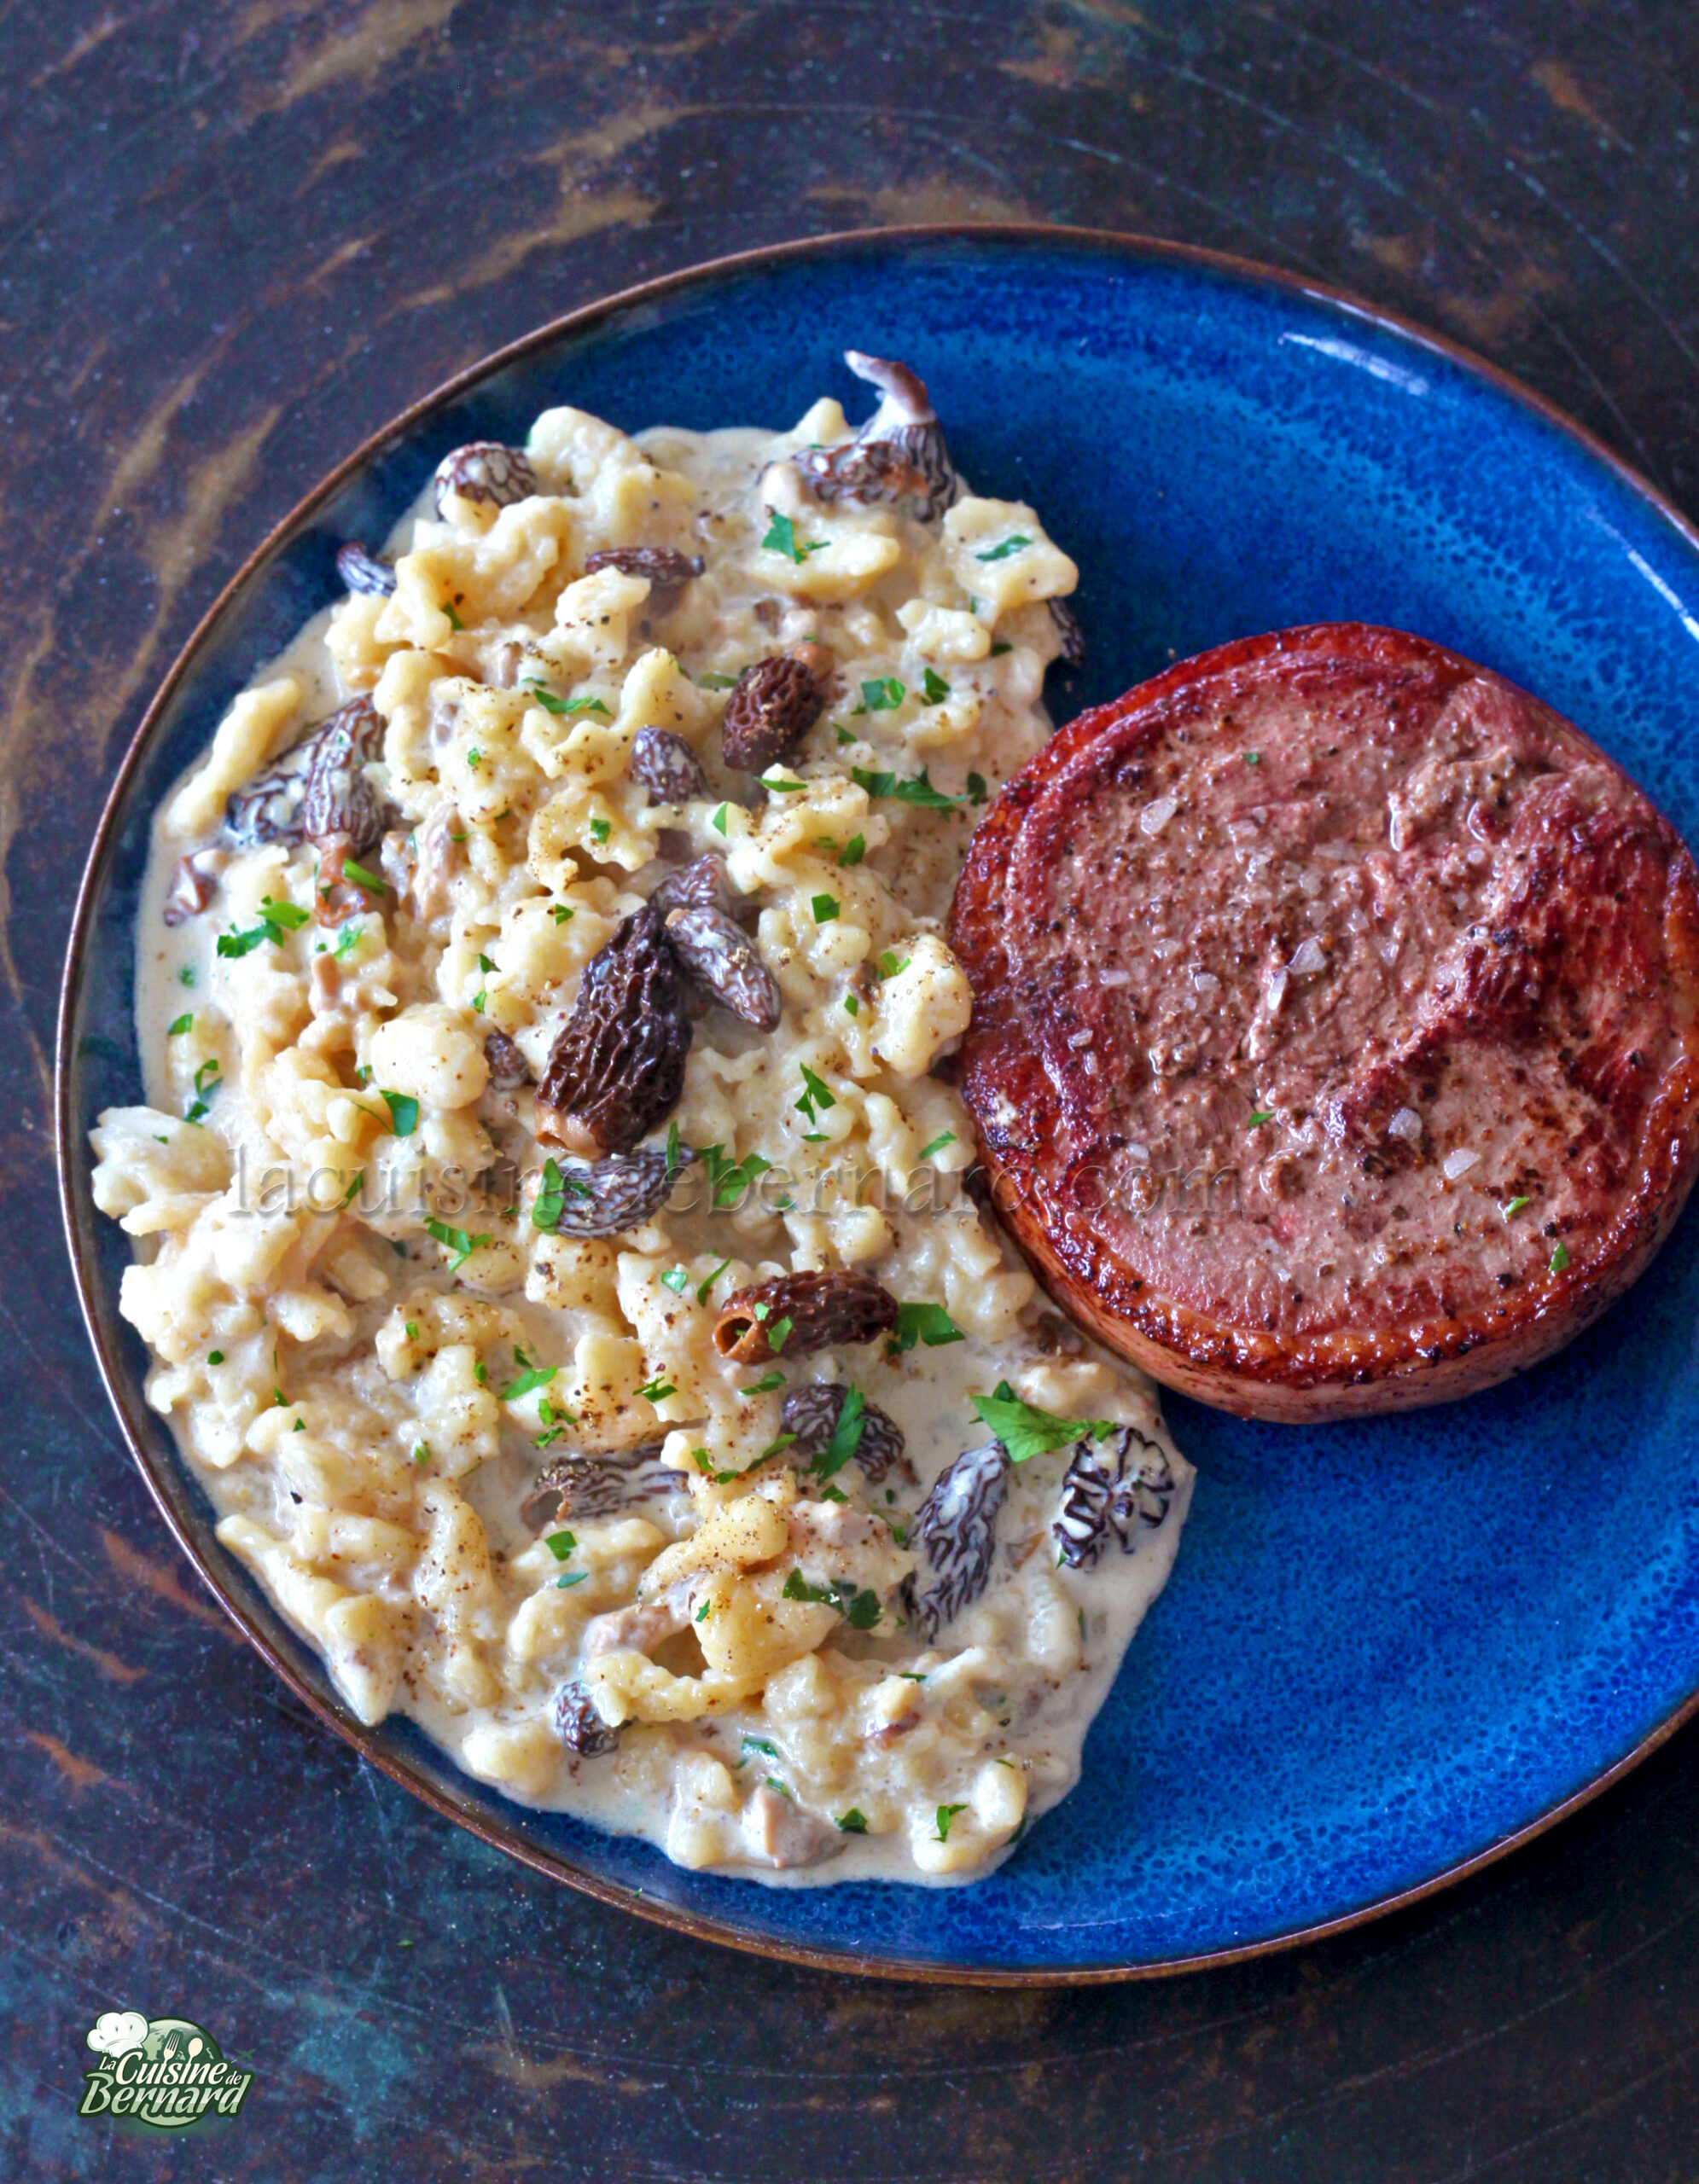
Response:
[53,219,1699,1987]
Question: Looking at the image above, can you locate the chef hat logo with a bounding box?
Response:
[85,2010,149,2059]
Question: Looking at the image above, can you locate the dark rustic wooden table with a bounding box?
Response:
[9,3,1699,2176]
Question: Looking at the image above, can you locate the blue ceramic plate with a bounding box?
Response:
[58,229,1699,1982]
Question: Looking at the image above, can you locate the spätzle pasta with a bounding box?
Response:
[93,357,1192,1883]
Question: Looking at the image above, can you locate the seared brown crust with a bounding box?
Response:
[950,624,1699,1420]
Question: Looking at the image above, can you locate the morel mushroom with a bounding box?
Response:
[162,848,226,926]
[224,695,387,859]
[335,543,396,596]
[433,440,538,517]
[534,1144,696,1239]
[909,1440,1012,1640]
[521,1441,673,1529]
[1052,1426,1174,1570]
[484,1027,532,1090]
[1049,597,1085,669]
[780,1383,910,1482]
[556,1682,620,1757]
[582,546,703,609]
[649,853,736,921]
[535,908,694,1157]
[719,655,828,773]
[663,904,781,1031]
[629,727,708,806]
[714,1270,899,1363]
[793,352,958,521]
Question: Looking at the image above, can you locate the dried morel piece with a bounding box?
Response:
[649,853,734,922]
[484,1027,532,1090]
[335,543,396,596]
[433,440,538,517]
[793,351,958,521]
[780,1383,910,1482]
[537,1145,696,1239]
[714,1270,899,1363]
[162,849,225,926]
[556,1682,620,1758]
[535,908,693,1156]
[582,545,704,607]
[1049,596,1085,669]
[720,655,828,772]
[1052,1426,1173,1570]
[663,904,781,1031]
[910,1440,1012,1639]
[629,727,708,806]
[521,1441,672,1530]
[225,695,387,857]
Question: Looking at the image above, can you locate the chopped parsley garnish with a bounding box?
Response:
[695,1598,713,1623]
[842,993,859,1017]
[341,1171,364,1205]
[665,1119,684,1178]
[811,1386,866,1481]
[1248,1111,1274,1128]
[836,1809,869,1834]
[1504,1194,1533,1217]
[423,1217,490,1271]
[795,1065,836,1126]
[1244,751,1261,765]
[695,1258,730,1305]
[933,1803,969,1841]
[835,723,855,745]
[711,803,729,835]
[697,671,740,690]
[550,903,574,924]
[544,1530,577,1562]
[443,601,464,630]
[1550,1241,1572,1273]
[217,897,310,956]
[184,1057,223,1124]
[838,833,865,868]
[637,1377,677,1404]
[760,1431,800,1461]
[333,921,363,961]
[660,1268,691,1295]
[207,1350,224,1366]
[404,1321,419,1342]
[887,1301,965,1356]
[876,950,911,979]
[967,772,988,803]
[589,817,612,844]
[343,858,384,897]
[851,764,962,810]
[557,694,610,717]
[699,1143,772,1208]
[920,667,950,705]
[761,774,808,794]
[522,679,568,714]
[178,965,195,987]
[859,677,905,712]
[975,533,1032,562]
[412,1443,431,1466]
[765,1316,794,1353]
[532,1157,566,1232]
[477,953,496,975]
[503,1362,557,1403]
[381,1090,419,1138]
[811,892,840,923]
[917,1130,957,1160]
[760,508,827,563]
[740,1735,779,1763]
[555,1571,587,1591]
[781,1568,882,1628]
[741,1370,786,1396]
[971,1380,1115,1464]
[693,1447,745,1484]
[167,1013,193,1037]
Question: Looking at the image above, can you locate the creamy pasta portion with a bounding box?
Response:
[91,357,1193,1883]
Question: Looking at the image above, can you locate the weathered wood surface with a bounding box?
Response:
[7,3,1699,2175]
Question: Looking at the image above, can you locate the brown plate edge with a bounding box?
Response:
[52,219,1699,1988]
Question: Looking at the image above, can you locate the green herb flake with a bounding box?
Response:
[443,601,464,630]
[1244,751,1261,765]
[167,1012,193,1037]
[1504,1194,1533,1217]
[741,1370,786,1397]
[555,1571,588,1590]
[522,678,568,714]
[838,833,865,868]
[562,694,611,718]
[811,892,840,924]
[1248,1111,1274,1128]
[697,671,739,691]
[761,774,808,795]
[333,921,363,961]
[550,903,574,925]
[381,1089,419,1138]
[695,1598,713,1623]
[971,1379,1116,1464]
[989,639,1013,656]
[699,1143,772,1209]
[589,817,612,844]
[975,533,1033,563]
[836,1809,869,1834]
[842,993,859,1017]
[887,1301,966,1356]
[404,1321,420,1342]
[921,667,951,706]
[876,950,911,980]
[177,965,195,987]
[695,1258,731,1306]
[532,1156,566,1233]
[711,803,730,836]
[637,1378,677,1404]
[424,1217,491,1271]
[795,1064,837,1125]
[412,1443,431,1465]
[917,1130,957,1160]
[464,747,482,770]
[765,1316,794,1354]
[1550,1240,1572,1273]
[207,1350,224,1366]
[812,1386,865,1481]
[760,508,827,563]
[835,723,855,746]
[967,772,989,803]
[933,1802,969,1841]
[852,764,961,810]
[781,1568,881,1628]
[544,1530,577,1563]
[342,858,384,897]
[503,1363,557,1403]
[859,677,905,712]
[341,1171,364,1206]
[660,1268,691,1296]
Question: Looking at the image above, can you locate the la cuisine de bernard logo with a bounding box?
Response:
[78,2010,254,2130]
